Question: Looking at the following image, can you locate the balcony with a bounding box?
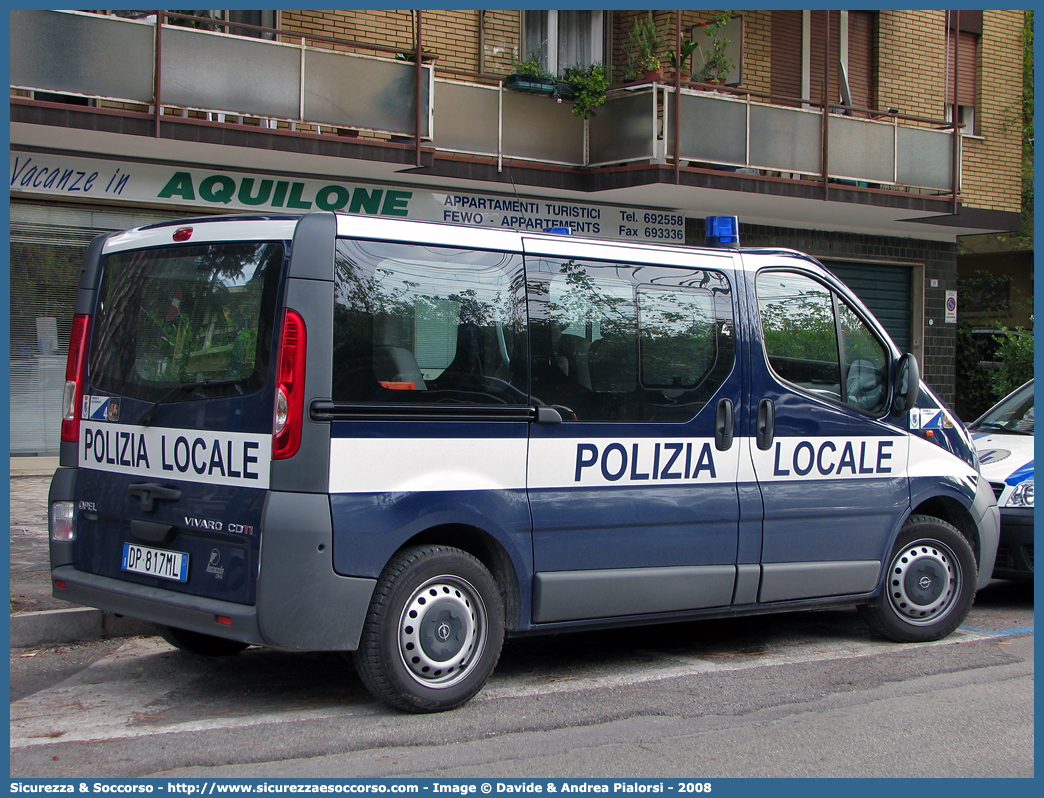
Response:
[10,10,959,199]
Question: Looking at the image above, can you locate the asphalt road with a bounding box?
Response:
[9,580,1033,779]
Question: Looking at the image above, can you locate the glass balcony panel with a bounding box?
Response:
[668,92,747,166]
[828,116,895,183]
[748,104,822,174]
[305,51,431,136]
[433,81,498,155]
[162,27,300,120]
[10,10,154,103]
[589,90,657,165]
[897,127,954,190]
[502,92,584,164]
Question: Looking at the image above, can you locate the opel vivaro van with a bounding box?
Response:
[49,212,1000,712]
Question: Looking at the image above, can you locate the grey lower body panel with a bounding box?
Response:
[256,490,376,651]
[532,564,736,623]
[972,476,1001,588]
[759,560,881,603]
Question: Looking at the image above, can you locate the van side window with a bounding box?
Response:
[332,239,527,406]
[757,270,889,415]
[531,258,734,422]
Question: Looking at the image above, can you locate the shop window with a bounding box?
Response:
[523,10,604,74]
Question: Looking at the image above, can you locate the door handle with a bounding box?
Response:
[756,398,775,451]
[715,397,734,451]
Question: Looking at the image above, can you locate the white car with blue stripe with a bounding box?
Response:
[969,380,1033,579]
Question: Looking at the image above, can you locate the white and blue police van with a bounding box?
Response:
[968,379,1033,579]
[49,212,999,712]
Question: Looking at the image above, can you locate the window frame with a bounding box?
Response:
[755,267,893,417]
[522,10,605,75]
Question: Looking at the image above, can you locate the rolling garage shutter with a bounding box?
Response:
[823,261,912,353]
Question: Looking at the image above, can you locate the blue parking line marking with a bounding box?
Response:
[960,625,1034,637]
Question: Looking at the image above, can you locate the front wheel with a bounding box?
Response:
[353,545,505,713]
[859,515,977,643]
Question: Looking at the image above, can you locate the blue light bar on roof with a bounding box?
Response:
[706,216,740,246]
[544,227,572,235]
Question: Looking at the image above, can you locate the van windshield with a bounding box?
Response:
[89,242,284,402]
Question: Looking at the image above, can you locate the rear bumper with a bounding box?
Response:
[53,565,265,645]
[992,508,1034,580]
[49,468,378,650]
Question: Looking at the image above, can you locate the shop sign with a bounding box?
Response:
[10,151,685,243]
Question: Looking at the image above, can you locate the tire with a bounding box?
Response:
[159,625,250,657]
[353,545,505,713]
[859,515,977,643]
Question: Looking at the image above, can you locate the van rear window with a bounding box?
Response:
[89,242,284,401]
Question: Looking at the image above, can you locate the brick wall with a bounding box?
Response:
[876,10,1023,214]
[687,219,959,404]
[961,10,1024,212]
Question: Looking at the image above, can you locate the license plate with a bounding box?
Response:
[121,543,189,582]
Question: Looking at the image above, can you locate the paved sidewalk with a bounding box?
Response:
[10,457,156,647]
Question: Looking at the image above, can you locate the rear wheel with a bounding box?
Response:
[159,625,250,656]
[859,515,976,642]
[353,545,505,713]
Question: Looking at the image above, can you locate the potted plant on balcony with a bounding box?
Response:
[624,12,665,82]
[505,43,575,99]
[693,12,735,86]
[561,62,613,119]
[666,39,700,84]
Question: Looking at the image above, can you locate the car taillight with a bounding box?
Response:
[273,309,306,460]
[61,314,90,443]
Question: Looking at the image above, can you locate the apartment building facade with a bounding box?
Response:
[9,9,1025,454]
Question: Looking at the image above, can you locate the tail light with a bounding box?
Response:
[273,309,306,460]
[61,314,91,443]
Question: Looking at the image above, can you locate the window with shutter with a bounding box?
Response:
[770,11,802,101]
[808,10,840,103]
[846,12,876,110]
[771,10,875,110]
[946,29,979,133]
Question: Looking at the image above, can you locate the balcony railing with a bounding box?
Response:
[10,9,959,195]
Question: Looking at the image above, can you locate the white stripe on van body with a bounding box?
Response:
[79,421,271,489]
[328,437,528,494]
[327,433,977,494]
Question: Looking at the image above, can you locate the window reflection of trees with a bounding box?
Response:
[332,240,525,404]
[758,275,838,365]
[90,243,280,398]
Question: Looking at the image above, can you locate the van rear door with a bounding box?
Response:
[72,223,290,607]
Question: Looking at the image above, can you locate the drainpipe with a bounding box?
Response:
[821,10,830,200]
[951,10,960,214]
[415,10,423,167]
[674,10,682,184]
[154,10,163,137]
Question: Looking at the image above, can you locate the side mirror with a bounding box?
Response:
[893,353,920,415]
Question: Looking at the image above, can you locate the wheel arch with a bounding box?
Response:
[909,495,981,566]
[400,524,522,631]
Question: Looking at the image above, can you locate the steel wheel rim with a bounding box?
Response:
[887,538,962,625]
[398,575,485,689]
